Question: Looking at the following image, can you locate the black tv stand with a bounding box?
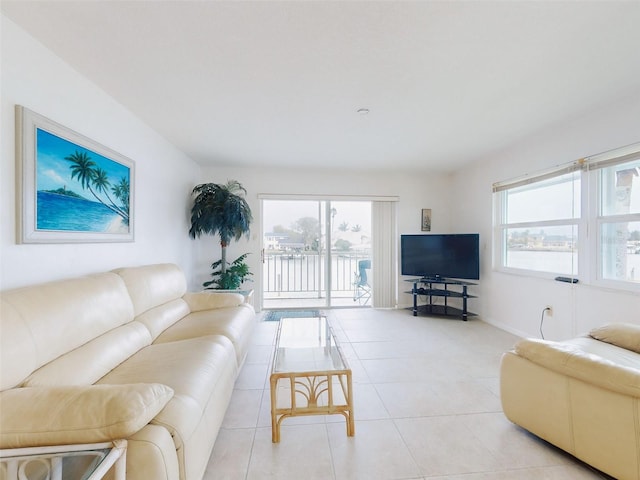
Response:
[406,278,477,321]
[420,276,444,282]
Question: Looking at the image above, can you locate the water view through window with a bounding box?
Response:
[496,151,640,286]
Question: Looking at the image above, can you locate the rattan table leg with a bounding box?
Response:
[270,374,280,443]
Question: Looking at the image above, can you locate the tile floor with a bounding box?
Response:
[204,308,613,480]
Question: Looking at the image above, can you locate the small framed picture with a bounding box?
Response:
[421,209,431,232]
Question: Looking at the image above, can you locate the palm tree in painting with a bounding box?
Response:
[65,150,130,225]
[92,167,129,221]
[66,151,97,192]
[111,178,130,218]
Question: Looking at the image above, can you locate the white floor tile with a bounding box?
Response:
[395,415,504,476]
[246,425,334,480]
[205,428,254,480]
[328,419,421,480]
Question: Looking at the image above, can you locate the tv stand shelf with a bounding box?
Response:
[405,278,477,321]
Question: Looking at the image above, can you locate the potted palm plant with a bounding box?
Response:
[189,180,253,290]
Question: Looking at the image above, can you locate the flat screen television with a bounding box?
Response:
[401,234,480,280]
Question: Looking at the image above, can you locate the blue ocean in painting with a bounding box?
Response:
[37,191,120,232]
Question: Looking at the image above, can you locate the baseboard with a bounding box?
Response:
[481,316,530,339]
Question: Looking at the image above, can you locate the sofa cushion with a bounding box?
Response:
[514,338,640,398]
[564,336,640,371]
[23,322,152,387]
[0,272,134,390]
[0,383,173,448]
[589,323,640,354]
[96,336,237,452]
[113,264,187,317]
[154,304,256,366]
[136,298,191,340]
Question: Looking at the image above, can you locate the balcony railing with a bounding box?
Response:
[263,251,369,298]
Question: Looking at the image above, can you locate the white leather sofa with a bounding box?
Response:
[500,323,640,480]
[0,263,256,480]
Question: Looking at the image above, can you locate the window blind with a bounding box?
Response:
[492,160,586,193]
[493,142,640,192]
[371,201,398,309]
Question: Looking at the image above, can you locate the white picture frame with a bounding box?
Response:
[16,105,135,243]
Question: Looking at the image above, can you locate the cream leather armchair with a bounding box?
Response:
[500,323,640,480]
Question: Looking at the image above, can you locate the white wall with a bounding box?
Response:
[452,91,640,340]
[1,16,200,290]
[195,165,453,310]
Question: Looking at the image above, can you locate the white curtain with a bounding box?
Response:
[371,201,398,308]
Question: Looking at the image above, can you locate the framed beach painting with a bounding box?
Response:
[16,106,134,243]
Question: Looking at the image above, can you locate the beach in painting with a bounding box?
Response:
[37,191,128,233]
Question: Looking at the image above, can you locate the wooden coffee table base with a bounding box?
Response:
[269,316,355,443]
[270,370,354,443]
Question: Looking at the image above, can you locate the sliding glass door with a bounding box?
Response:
[262,199,371,309]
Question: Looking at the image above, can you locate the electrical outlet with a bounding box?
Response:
[545,305,553,317]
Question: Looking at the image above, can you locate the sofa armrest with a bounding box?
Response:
[0,383,173,449]
[514,338,640,398]
[183,292,245,312]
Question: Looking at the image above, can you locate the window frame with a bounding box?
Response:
[493,143,640,292]
[589,155,640,291]
[493,167,583,280]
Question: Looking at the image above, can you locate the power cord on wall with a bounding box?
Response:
[539,307,551,339]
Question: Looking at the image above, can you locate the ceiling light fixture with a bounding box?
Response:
[357,108,370,115]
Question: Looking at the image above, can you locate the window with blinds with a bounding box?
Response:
[493,143,640,288]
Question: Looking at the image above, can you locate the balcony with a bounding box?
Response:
[262,251,371,309]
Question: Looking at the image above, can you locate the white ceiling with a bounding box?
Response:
[3,1,640,173]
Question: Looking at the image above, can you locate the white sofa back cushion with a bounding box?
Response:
[24,322,152,387]
[113,264,187,316]
[0,273,134,390]
[136,299,192,340]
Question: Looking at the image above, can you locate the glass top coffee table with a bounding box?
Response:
[270,316,354,443]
